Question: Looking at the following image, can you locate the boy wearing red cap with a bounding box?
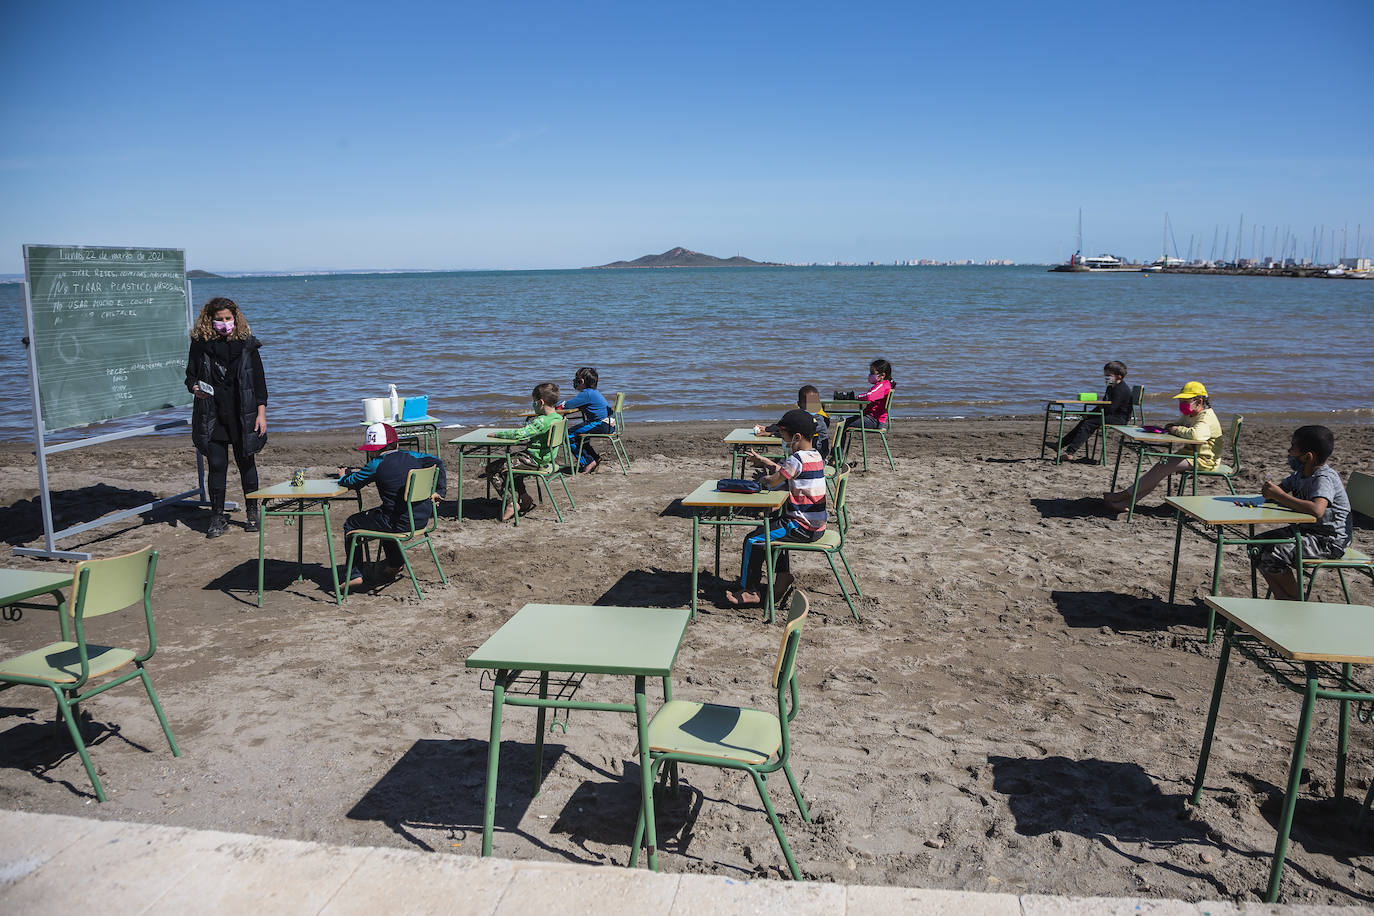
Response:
[337,422,447,587]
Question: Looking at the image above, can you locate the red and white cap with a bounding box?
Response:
[358,422,398,451]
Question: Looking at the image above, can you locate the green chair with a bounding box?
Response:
[765,469,861,621]
[845,389,895,471]
[631,593,812,879]
[508,416,575,525]
[574,391,630,474]
[0,546,179,802]
[1302,471,1374,601]
[1131,385,1147,425]
[342,465,447,600]
[1186,415,1243,496]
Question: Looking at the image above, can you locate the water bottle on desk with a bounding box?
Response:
[389,384,400,422]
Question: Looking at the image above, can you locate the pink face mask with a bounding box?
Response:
[213,319,234,336]
[1177,400,1193,416]
[867,372,880,385]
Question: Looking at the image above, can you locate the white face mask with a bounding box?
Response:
[1104,377,1114,386]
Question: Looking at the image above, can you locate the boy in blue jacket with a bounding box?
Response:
[559,367,611,473]
[337,422,446,587]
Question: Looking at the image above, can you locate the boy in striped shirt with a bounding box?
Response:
[726,409,828,607]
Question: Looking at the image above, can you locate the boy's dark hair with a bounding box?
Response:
[870,358,895,388]
[1104,360,1127,378]
[798,384,819,399]
[574,367,599,389]
[533,382,560,407]
[777,408,817,441]
[1293,425,1335,464]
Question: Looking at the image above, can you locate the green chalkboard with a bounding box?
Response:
[23,244,193,432]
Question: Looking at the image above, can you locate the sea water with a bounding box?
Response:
[1,265,1371,441]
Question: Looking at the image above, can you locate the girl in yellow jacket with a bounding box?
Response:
[1104,381,1223,513]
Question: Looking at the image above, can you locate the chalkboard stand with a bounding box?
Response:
[14,266,220,561]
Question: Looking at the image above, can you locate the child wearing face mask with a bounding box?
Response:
[1057,360,1133,461]
[726,409,827,607]
[185,297,269,539]
[1252,425,1353,600]
[1103,381,1222,513]
[485,382,561,522]
[838,358,894,456]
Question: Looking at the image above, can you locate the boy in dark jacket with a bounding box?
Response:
[337,423,447,586]
[1059,360,1134,460]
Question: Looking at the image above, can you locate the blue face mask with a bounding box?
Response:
[1287,455,1306,473]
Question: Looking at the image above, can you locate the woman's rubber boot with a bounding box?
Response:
[206,513,230,538]
[244,499,261,533]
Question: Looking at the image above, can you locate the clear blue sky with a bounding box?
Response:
[2,0,1370,272]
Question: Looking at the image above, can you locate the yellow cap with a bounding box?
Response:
[1172,381,1208,399]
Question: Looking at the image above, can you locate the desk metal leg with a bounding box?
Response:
[481,669,510,857]
[1207,528,1225,644]
[1041,403,1052,460]
[1190,622,1234,805]
[1168,511,1185,606]
[1054,410,1068,464]
[1266,667,1319,903]
[322,501,342,605]
[1126,448,1145,522]
[257,507,268,608]
[690,515,699,619]
[713,520,721,577]
[1337,663,1352,801]
[763,522,775,624]
[1110,435,1126,491]
[295,499,306,581]
[534,672,548,795]
[456,449,466,522]
[634,675,658,871]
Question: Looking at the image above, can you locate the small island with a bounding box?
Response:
[187,269,223,279]
[586,246,780,269]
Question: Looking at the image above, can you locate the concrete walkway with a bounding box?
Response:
[0,809,1361,915]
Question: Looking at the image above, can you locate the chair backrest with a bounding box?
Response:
[1226,415,1244,471]
[610,392,625,425]
[402,465,441,533]
[771,592,809,689]
[70,546,156,620]
[831,469,850,532]
[1132,385,1146,424]
[1348,471,1374,519]
[549,416,569,467]
[882,386,895,430]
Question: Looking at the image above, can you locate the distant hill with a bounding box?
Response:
[587,246,779,269]
[187,269,223,279]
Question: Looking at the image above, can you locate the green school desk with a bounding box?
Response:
[680,480,789,622]
[245,479,349,607]
[1107,425,1201,521]
[723,428,783,478]
[1042,398,1110,465]
[1164,494,1316,642]
[448,428,528,524]
[0,569,72,638]
[1192,595,1374,902]
[466,603,691,870]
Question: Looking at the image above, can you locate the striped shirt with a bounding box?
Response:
[778,449,827,533]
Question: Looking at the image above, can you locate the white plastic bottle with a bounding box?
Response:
[389,384,400,422]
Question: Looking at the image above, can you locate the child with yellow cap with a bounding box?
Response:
[1104,381,1222,513]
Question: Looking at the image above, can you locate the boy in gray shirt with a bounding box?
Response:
[1254,425,1353,600]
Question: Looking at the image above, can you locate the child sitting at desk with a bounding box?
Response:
[486,382,561,521]
[838,358,894,455]
[757,385,831,459]
[1253,424,1353,600]
[1103,381,1222,513]
[559,367,610,474]
[1058,360,1133,461]
[337,422,447,587]
[727,409,827,607]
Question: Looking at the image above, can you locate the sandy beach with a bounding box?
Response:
[1,417,1371,905]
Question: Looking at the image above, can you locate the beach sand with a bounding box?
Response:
[1,418,1372,905]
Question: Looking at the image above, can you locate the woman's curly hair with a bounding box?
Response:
[191,297,253,342]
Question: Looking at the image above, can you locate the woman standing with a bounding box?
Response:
[185,297,269,538]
